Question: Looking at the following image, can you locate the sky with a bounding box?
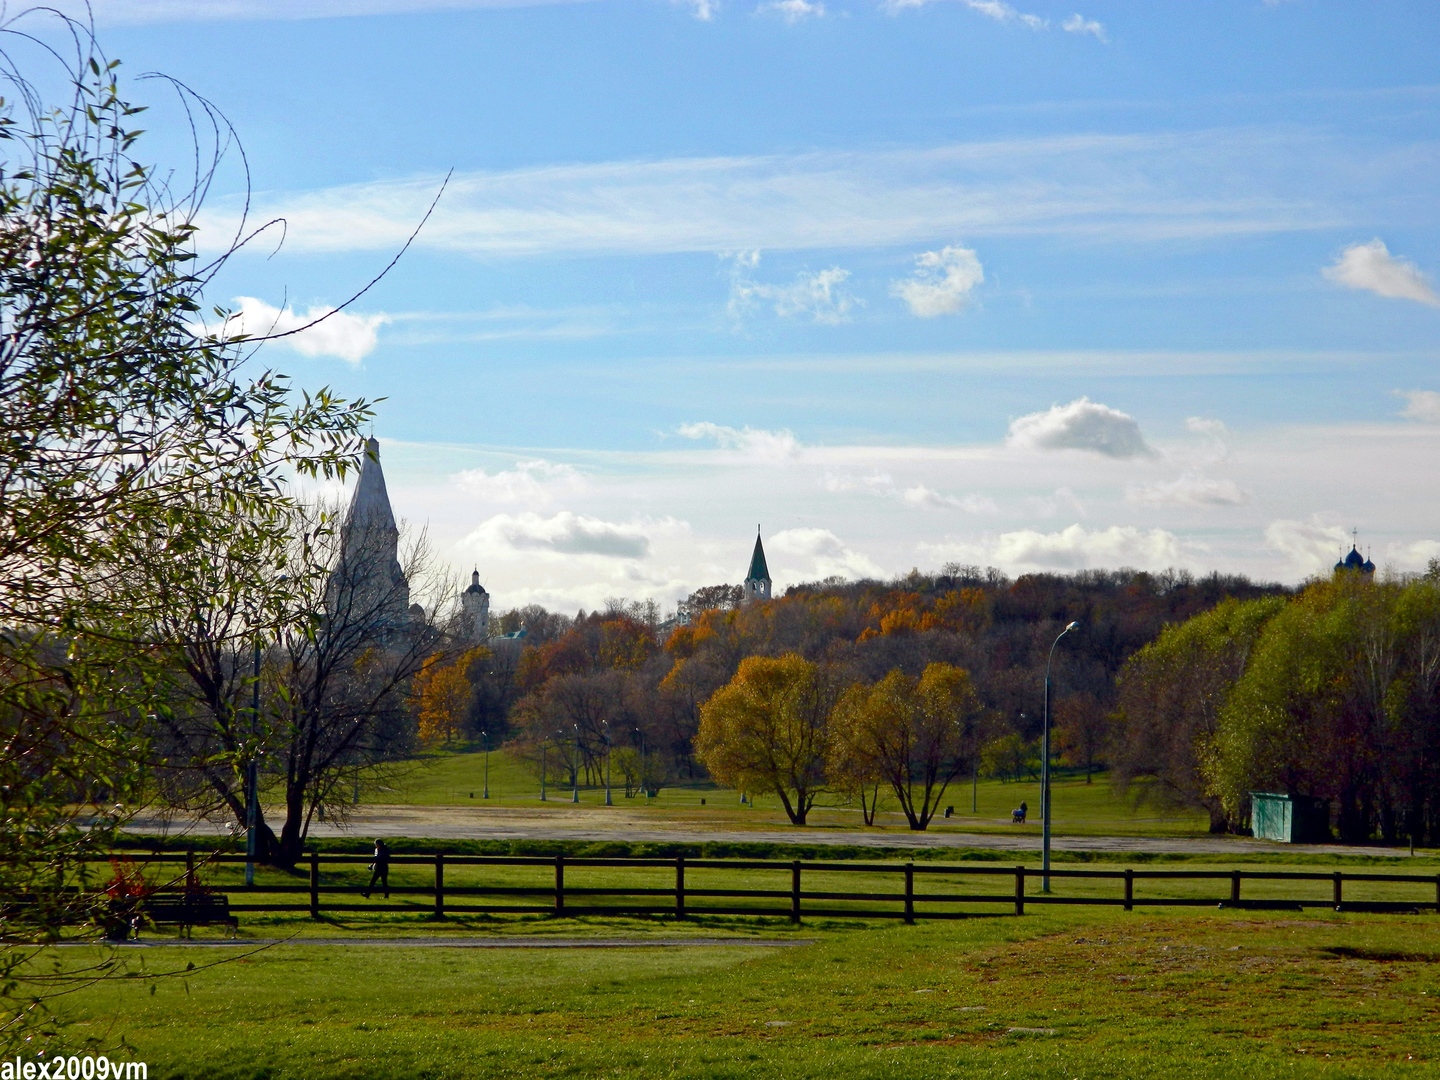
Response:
[25,0,1440,611]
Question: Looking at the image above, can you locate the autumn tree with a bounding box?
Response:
[827,663,981,830]
[414,646,491,746]
[695,654,834,825]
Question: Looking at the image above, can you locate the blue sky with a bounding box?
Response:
[39,0,1440,609]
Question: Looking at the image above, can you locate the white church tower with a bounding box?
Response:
[461,569,490,642]
[327,436,411,634]
[742,527,772,605]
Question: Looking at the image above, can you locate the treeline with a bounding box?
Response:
[1114,569,1440,844]
[416,565,1290,821]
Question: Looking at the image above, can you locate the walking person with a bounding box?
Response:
[362,838,391,899]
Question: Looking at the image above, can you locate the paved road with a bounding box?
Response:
[128,804,1416,859]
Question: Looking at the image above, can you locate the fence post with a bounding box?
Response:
[309,852,319,919]
[555,855,565,916]
[675,856,686,920]
[1123,868,1133,912]
[1230,870,1241,907]
[904,863,915,925]
[791,861,802,924]
[1014,866,1025,916]
[185,849,196,895]
[1332,871,1342,912]
[1435,874,1439,915]
[435,853,445,919]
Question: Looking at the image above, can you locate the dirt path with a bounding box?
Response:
[129,804,1414,858]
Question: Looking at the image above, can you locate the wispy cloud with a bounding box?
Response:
[465,511,679,560]
[1323,239,1440,307]
[202,296,389,363]
[882,0,1106,40]
[758,0,824,20]
[823,471,996,512]
[676,422,802,460]
[891,245,983,316]
[1398,390,1440,423]
[1264,517,1352,576]
[452,459,586,506]
[202,130,1357,260]
[1061,13,1105,40]
[771,527,886,580]
[1007,397,1155,459]
[728,256,859,323]
[1127,473,1247,508]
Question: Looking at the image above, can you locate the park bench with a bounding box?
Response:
[140,893,238,937]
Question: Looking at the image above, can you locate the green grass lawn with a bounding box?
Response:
[375,748,1211,837]
[46,905,1440,1079]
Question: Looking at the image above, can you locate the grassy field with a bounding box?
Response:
[47,904,1440,1079]
[372,748,1211,837]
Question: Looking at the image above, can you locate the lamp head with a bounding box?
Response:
[1065,621,1080,632]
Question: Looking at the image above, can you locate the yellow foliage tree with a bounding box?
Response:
[695,653,831,825]
[413,646,489,747]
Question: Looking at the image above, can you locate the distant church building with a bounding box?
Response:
[743,528,772,605]
[1335,543,1376,576]
[461,569,490,642]
[327,437,412,635]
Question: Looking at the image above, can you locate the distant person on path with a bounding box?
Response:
[1012,801,1028,824]
[362,839,391,898]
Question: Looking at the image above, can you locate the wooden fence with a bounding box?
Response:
[89,852,1440,924]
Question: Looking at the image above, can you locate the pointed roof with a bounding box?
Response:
[465,568,487,595]
[746,529,770,582]
[345,436,397,534]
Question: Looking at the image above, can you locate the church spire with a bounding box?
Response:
[743,526,771,605]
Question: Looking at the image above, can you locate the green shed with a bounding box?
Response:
[1249,792,1331,843]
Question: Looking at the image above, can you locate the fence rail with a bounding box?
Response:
[75,851,1440,924]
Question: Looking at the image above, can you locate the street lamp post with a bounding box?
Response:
[1042,621,1080,893]
[572,725,580,803]
[540,739,548,801]
[481,730,490,799]
[604,724,612,807]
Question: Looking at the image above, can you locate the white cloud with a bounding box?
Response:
[1006,397,1155,459]
[926,524,1187,572]
[200,130,1355,259]
[823,471,995,512]
[677,422,802,460]
[1061,13,1105,40]
[993,524,1185,570]
[759,0,824,19]
[885,0,1107,37]
[466,512,675,560]
[1264,517,1352,576]
[452,460,585,506]
[891,245,983,317]
[770,527,886,580]
[205,296,389,364]
[902,485,998,513]
[1398,390,1440,423]
[1386,540,1440,573]
[1323,240,1440,307]
[1127,473,1248,508]
[729,259,858,324]
[677,0,717,18]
